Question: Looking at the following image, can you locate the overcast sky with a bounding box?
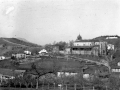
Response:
[0,0,120,45]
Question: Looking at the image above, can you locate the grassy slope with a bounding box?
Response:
[93,35,120,47]
[0,38,42,56]
[0,55,109,78]
[3,38,40,47]
[0,88,47,90]
[15,56,108,75]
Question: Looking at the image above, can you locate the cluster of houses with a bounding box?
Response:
[0,35,120,82]
[71,39,107,56]
[0,69,25,83]
[53,35,115,57]
[7,35,117,60]
[11,49,49,60]
[53,35,120,78]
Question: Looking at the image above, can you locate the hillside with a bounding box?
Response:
[0,38,42,56]
[93,35,120,48]
[1,38,40,47]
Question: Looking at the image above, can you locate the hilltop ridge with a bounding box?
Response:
[93,35,120,48]
[0,37,42,56]
[0,37,41,47]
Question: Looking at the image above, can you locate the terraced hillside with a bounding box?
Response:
[93,35,120,48]
[2,38,40,47]
[0,37,41,56]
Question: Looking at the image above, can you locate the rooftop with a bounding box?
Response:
[71,45,99,48]
[75,39,105,42]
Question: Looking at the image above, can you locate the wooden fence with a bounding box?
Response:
[0,83,108,90]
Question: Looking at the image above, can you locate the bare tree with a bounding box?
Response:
[23,62,58,89]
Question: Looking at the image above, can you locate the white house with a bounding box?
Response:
[39,49,48,54]
[24,50,31,55]
[118,62,120,66]
[106,36,118,39]
[107,44,114,50]
[0,74,15,82]
[112,69,120,72]
[57,72,78,77]
[0,56,5,60]
[83,74,90,79]
[74,41,93,46]
[38,49,48,56]
[64,47,71,54]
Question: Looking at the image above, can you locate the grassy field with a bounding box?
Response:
[0,88,40,90]
[0,55,109,78]
[0,88,60,90]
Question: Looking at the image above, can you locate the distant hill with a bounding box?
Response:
[0,38,41,47]
[93,35,120,48]
[17,37,30,42]
[0,37,42,56]
[93,35,120,40]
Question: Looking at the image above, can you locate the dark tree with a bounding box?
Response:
[108,75,120,90]
[69,40,74,47]
[23,62,58,89]
[44,44,53,52]
[55,41,68,50]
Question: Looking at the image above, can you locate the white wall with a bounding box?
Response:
[112,69,120,72]
[74,42,93,46]
[57,72,78,77]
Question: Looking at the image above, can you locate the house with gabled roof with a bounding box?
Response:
[71,36,107,56]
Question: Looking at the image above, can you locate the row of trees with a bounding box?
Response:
[1,73,120,90]
[44,34,82,52]
[44,40,74,52]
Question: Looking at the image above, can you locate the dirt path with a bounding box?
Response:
[69,55,110,69]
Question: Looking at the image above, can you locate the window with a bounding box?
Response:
[112,69,120,72]
[118,62,120,66]
[118,69,120,72]
[116,69,119,72]
[112,69,116,72]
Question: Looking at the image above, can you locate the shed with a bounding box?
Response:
[0,56,5,60]
[39,49,48,54]
[24,50,31,55]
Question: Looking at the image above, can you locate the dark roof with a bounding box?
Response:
[59,68,80,73]
[75,39,105,42]
[72,46,93,49]
[75,39,92,42]
[111,65,120,69]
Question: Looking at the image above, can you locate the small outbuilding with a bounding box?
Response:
[38,49,48,56]
[24,50,31,55]
[0,56,5,60]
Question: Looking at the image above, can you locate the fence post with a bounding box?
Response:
[106,86,107,90]
[66,84,67,90]
[59,84,62,90]
[19,82,21,88]
[36,78,38,89]
[31,82,32,88]
[54,83,55,89]
[48,83,49,90]
[42,82,44,90]
[74,84,76,90]
[14,83,16,88]
[93,86,95,90]
[83,85,85,90]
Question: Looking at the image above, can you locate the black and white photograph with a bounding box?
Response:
[0,0,120,90]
